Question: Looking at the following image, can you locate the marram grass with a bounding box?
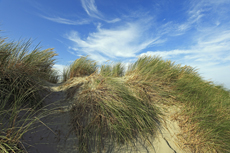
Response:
[68,74,161,152]
[0,37,58,108]
[100,62,125,77]
[126,55,230,153]
[62,56,97,82]
[0,36,59,153]
[62,55,230,153]
[0,76,53,153]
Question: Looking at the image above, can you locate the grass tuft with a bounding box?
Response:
[100,62,125,77]
[0,38,58,108]
[62,56,97,82]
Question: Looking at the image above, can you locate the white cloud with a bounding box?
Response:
[40,15,90,25]
[67,20,163,63]
[167,0,230,36]
[53,64,67,76]
[140,50,196,59]
[187,0,230,29]
[80,0,120,23]
[81,0,102,19]
[143,28,230,62]
[106,18,121,23]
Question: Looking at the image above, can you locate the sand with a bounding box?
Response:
[21,81,191,153]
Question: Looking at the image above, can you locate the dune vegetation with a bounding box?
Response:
[0,37,58,152]
[62,55,230,153]
[1,34,230,153]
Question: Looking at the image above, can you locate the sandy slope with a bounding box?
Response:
[21,81,191,153]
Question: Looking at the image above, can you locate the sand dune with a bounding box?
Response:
[22,82,191,153]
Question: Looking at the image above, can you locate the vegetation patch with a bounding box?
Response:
[0,36,58,153]
[67,74,161,152]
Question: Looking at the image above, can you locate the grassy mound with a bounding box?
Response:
[63,56,230,153]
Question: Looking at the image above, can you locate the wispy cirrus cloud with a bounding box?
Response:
[40,15,90,25]
[106,18,121,23]
[167,0,230,36]
[187,0,230,29]
[81,0,103,19]
[67,18,164,63]
[141,28,230,62]
[29,0,92,25]
[138,0,230,89]
[80,0,120,23]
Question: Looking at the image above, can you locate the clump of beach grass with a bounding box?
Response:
[62,56,97,82]
[0,38,58,108]
[64,55,230,152]
[173,70,230,152]
[67,73,161,152]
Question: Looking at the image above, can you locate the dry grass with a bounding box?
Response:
[67,74,161,152]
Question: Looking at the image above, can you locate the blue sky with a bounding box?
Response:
[0,0,230,89]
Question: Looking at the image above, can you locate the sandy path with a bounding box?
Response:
[22,85,78,153]
[21,83,190,153]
